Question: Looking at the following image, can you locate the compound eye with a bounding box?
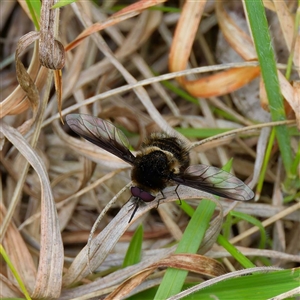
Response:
[131,187,156,202]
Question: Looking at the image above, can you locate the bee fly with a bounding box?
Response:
[66,114,254,222]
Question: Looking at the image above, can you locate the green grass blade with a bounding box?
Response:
[52,0,77,9]
[154,199,216,299]
[229,211,267,250]
[217,235,255,269]
[176,127,233,138]
[244,1,293,175]
[122,224,143,268]
[25,0,40,30]
[256,127,275,200]
[176,200,195,218]
[188,268,300,299]
[0,244,32,300]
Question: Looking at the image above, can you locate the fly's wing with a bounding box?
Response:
[66,114,136,165]
[172,164,254,201]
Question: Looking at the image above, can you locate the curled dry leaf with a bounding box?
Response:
[0,32,49,119]
[60,247,176,299]
[106,254,225,300]
[216,2,269,121]
[14,32,40,133]
[0,121,63,299]
[216,2,257,60]
[169,1,260,98]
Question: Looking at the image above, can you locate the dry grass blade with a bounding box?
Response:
[208,245,300,263]
[0,121,63,299]
[66,0,167,51]
[0,205,36,294]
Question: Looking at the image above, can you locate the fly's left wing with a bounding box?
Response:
[172,164,254,201]
[66,114,136,165]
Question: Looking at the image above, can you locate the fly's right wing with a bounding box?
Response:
[172,164,254,201]
[66,114,136,165]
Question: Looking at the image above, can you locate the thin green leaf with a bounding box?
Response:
[175,127,232,138]
[290,143,300,180]
[244,1,293,175]
[222,158,233,173]
[160,80,198,104]
[217,235,255,269]
[154,199,216,299]
[176,200,195,218]
[229,211,267,250]
[256,127,276,200]
[52,0,77,9]
[25,0,40,30]
[188,268,300,299]
[0,245,32,300]
[222,213,233,240]
[122,224,143,268]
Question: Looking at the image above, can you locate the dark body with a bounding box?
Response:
[132,134,190,195]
